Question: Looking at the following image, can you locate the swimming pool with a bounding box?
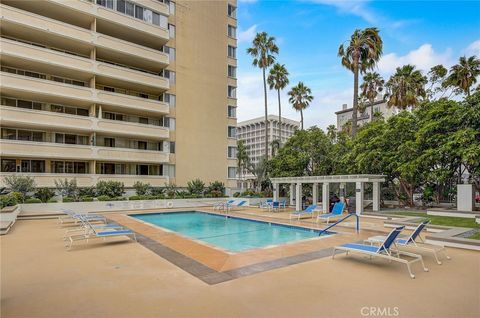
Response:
[131,211,330,252]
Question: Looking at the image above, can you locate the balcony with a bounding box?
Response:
[95,119,169,139]
[96,90,169,115]
[0,140,169,163]
[0,5,169,70]
[0,173,169,187]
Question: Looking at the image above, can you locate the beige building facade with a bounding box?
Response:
[0,0,237,190]
[335,99,396,131]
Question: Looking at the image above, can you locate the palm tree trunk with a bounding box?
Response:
[300,109,304,130]
[262,68,269,160]
[370,98,374,122]
[352,66,359,136]
[277,89,282,145]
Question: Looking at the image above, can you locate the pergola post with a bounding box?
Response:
[339,182,346,202]
[372,182,380,212]
[312,183,318,204]
[289,183,295,206]
[295,183,302,211]
[356,181,364,215]
[273,183,279,201]
[322,183,330,214]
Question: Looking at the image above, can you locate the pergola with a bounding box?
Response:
[270,174,386,215]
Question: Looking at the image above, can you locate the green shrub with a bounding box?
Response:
[3,176,36,201]
[62,197,75,203]
[206,181,225,197]
[47,199,57,203]
[96,181,124,197]
[79,186,96,197]
[80,196,94,202]
[54,178,78,199]
[9,192,24,203]
[233,192,241,198]
[163,182,177,198]
[34,188,55,203]
[96,195,111,201]
[0,194,18,209]
[133,181,151,196]
[128,195,143,201]
[25,198,42,204]
[187,179,205,196]
[150,187,164,196]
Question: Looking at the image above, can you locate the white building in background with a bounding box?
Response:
[335,99,396,131]
[237,115,300,166]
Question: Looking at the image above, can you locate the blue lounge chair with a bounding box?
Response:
[290,205,318,220]
[279,200,287,209]
[64,216,124,239]
[213,199,234,210]
[269,201,280,212]
[365,220,451,265]
[58,209,106,224]
[65,219,137,250]
[333,226,429,278]
[225,200,247,212]
[260,199,273,209]
[317,202,345,224]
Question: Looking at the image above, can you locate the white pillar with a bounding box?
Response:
[457,184,474,212]
[295,183,302,211]
[312,183,318,204]
[290,183,295,206]
[339,182,346,202]
[356,181,364,215]
[273,183,279,201]
[372,182,380,212]
[322,183,330,214]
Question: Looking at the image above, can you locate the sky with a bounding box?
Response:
[235,0,480,129]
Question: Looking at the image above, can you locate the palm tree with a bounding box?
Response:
[288,82,313,130]
[267,63,289,145]
[326,124,337,142]
[338,28,383,136]
[247,32,279,160]
[270,139,281,157]
[444,56,480,97]
[360,72,385,121]
[385,64,428,110]
[236,140,249,190]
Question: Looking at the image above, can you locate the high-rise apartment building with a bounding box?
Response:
[236,115,300,166]
[335,99,396,131]
[0,0,238,190]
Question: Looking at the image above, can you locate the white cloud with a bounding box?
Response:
[238,24,258,44]
[465,39,480,56]
[307,0,377,24]
[377,44,453,75]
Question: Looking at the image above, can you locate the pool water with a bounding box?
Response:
[132,211,329,252]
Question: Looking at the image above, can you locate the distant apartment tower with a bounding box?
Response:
[0,0,238,190]
[335,99,396,131]
[236,115,300,166]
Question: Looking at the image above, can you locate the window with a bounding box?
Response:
[116,0,126,13]
[228,4,236,18]
[228,25,236,38]
[228,146,237,158]
[21,160,45,173]
[137,141,147,150]
[162,70,176,84]
[104,137,116,147]
[51,161,88,174]
[103,112,125,121]
[228,105,236,118]
[139,117,149,124]
[169,1,175,14]
[135,5,143,19]
[228,65,236,78]
[55,133,87,145]
[137,164,149,175]
[168,24,175,38]
[126,1,134,16]
[97,162,125,175]
[162,93,176,107]
[228,126,236,138]
[228,167,237,179]
[228,45,236,58]
[228,86,236,98]
[143,9,152,23]
[163,46,176,60]
[1,128,16,140]
[169,142,175,154]
[1,159,16,172]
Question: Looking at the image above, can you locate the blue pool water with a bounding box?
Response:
[131,211,329,252]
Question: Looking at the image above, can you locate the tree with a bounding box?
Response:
[360,72,385,121]
[3,175,36,202]
[133,181,151,196]
[338,27,383,136]
[55,178,79,199]
[326,125,337,142]
[288,82,313,130]
[267,63,289,145]
[247,32,279,160]
[444,55,480,97]
[248,157,269,192]
[270,139,281,157]
[427,64,448,98]
[186,179,205,196]
[236,140,249,189]
[386,64,427,110]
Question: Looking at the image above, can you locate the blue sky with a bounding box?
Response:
[235,0,480,129]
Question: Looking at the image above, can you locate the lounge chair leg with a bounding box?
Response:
[332,248,337,259]
[433,251,442,265]
[420,256,429,272]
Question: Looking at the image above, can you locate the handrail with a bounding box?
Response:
[318,213,359,235]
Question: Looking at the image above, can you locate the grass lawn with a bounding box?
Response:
[389,211,480,229]
[468,231,480,240]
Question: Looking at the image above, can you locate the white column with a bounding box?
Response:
[273,183,279,201]
[356,181,364,215]
[290,183,295,206]
[372,182,380,212]
[339,182,346,202]
[322,183,330,214]
[312,183,318,204]
[296,183,302,211]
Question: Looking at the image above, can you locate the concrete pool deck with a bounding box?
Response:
[1,208,479,318]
